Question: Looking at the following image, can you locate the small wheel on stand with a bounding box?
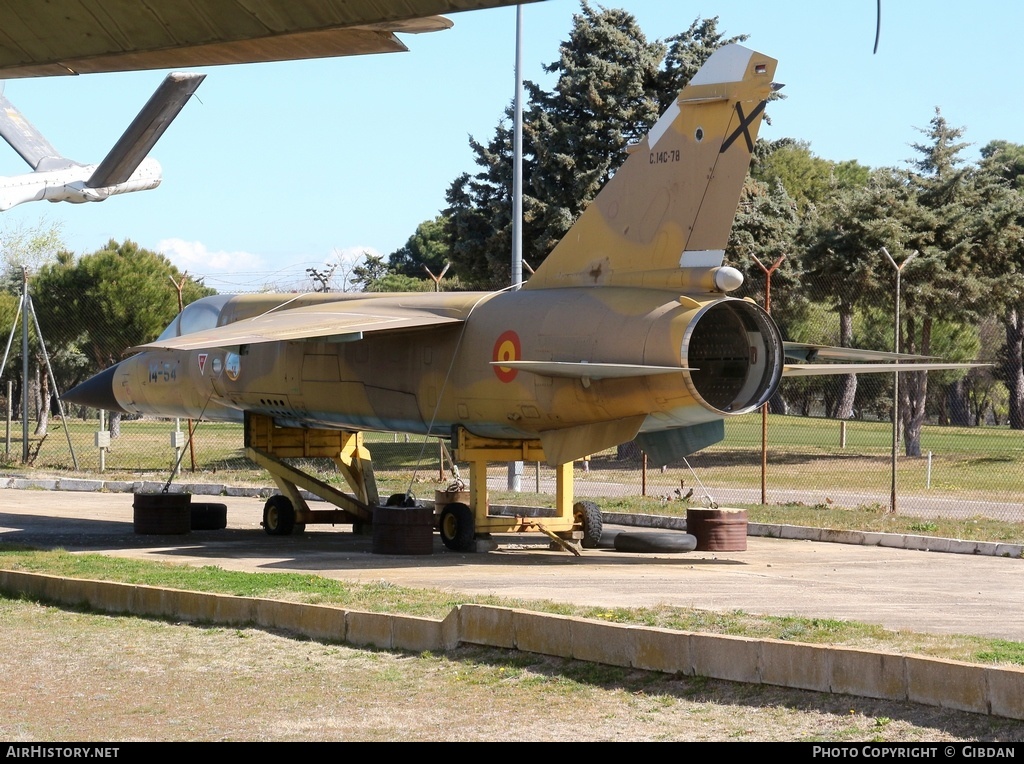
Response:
[573,500,603,549]
[438,502,475,552]
[262,495,296,536]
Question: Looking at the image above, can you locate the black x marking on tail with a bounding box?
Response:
[720,100,767,154]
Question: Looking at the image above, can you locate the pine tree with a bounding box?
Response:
[444,6,741,288]
[35,239,213,436]
[971,140,1024,428]
[898,110,984,455]
[524,3,664,259]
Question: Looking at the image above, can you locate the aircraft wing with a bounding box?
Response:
[783,362,986,378]
[783,341,936,363]
[492,361,694,379]
[136,302,465,352]
[88,72,205,188]
[0,0,533,78]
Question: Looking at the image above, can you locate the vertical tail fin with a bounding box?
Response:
[524,44,777,291]
[0,84,68,171]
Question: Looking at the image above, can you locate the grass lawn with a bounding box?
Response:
[1,544,1022,669]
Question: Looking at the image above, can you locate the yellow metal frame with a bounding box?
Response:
[453,428,580,538]
[243,415,585,544]
[244,413,375,525]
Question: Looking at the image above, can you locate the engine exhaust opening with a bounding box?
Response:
[682,299,783,414]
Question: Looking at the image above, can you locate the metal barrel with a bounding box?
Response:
[133,492,192,535]
[686,507,748,551]
[372,505,435,555]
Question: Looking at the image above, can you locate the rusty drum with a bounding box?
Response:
[686,507,748,552]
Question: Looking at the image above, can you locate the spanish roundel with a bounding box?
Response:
[492,330,521,383]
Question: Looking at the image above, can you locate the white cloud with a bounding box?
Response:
[156,238,264,273]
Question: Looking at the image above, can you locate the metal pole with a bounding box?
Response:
[892,262,900,513]
[174,418,182,477]
[169,272,198,472]
[880,247,916,514]
[27,295,78,469]
[507,4,525,492]
[99,409,106,473]
[424,263,450,292]
[641,452,647,497]
[21,267,29,463]
[0,294,23,383]
[511,4,523,290]
[751,254,785,505]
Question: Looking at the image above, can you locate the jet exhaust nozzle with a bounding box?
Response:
[681,299,783,416]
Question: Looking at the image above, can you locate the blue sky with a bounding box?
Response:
[0,0,1021,292]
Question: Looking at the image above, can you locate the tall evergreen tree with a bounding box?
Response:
[524,3,664,261]
[971,140,1024,428]
[795,167,899,418]
[444,6,743,288]
[897,110,983,455]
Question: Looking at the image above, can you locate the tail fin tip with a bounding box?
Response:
[525,44,777,292]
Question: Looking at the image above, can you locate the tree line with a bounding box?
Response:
[356,3,1024,457]
[0,231,211,439]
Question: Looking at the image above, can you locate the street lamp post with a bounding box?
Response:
[751,254,785,505]
[880,247,916,514]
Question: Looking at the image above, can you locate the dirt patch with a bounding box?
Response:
[2,598,1021,742]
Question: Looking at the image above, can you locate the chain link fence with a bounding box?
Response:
[7,406,1023,522]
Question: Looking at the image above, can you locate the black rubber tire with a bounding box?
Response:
[574,500,603,549]
[263,495,296,536]
[613,532,697,554]
[438,502,475,552]
[385,492,416,508]
[190,502,228,531]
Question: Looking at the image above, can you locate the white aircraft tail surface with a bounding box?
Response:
[525,44,777,292]
[0,71,204,210]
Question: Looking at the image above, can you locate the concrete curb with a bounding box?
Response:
[602,512,1024,559]
[0,475,319,501]
[745,522,1024,559]
[0,570,1020,721]
[2,478,1019,558]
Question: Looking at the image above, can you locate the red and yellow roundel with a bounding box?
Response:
[492,330,521,383]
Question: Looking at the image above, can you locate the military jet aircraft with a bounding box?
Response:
[0,72,204,210]
[64,44,973,550]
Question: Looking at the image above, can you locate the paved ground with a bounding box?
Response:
[0,488,1021,641]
